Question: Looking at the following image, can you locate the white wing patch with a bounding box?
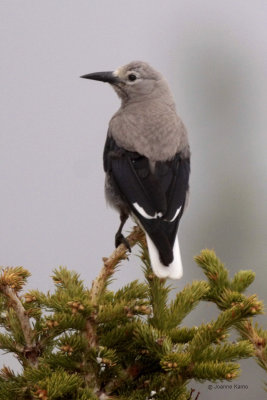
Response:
[133,202,163,219]
[168,206,182,222]
[133,202,181,222]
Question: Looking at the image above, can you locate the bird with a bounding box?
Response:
[81,61,190,279]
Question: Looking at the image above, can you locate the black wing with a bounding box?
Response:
[103,135,190,265]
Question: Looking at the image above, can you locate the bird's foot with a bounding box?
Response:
[115,233,131,252]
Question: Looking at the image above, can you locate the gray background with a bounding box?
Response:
[1,1,267,398]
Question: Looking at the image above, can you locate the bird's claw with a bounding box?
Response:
[115,233,131,252]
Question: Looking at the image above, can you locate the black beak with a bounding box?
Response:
[80,71,118,84]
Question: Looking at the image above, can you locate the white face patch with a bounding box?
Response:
[113,67,121,77]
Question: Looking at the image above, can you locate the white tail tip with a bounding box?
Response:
[145,233,183,279]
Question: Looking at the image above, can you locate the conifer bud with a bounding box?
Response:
[46,320,54,328]
[256,338,265,347]
[141,349,149,355]
[24,294,37,303]
[60,344,73,355]
[53,280,62,285]
[102,357,115,367]
[226,372,236,379]
[46,319,59,328]
[126,312,134,318]
[156,337,165,346]
[35,389,48,400]
[67,300,84,313]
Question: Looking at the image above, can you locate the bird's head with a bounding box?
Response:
[81,61,168,103]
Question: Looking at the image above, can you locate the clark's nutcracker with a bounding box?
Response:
[81,61,190,279]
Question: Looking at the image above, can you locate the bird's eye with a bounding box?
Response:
[128,74,137,82]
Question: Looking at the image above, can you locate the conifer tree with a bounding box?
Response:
[0,226,266,399]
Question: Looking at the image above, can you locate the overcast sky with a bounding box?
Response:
[1,1,267,398]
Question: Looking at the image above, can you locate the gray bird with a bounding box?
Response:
[81,61,190,279]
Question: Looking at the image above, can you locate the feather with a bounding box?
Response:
[104,136,190,276]
[145,233,183,279]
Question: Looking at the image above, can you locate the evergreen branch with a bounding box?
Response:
[166,281,209,328]
[0,283,38,367]
[52,267,85,293]
[194,249,267,382]
[146,275,170,331]
[111,280,148,303]
[231,270,255,292]
[90,226,145,306]
[86,226,144,348]
[140,240,171,331]
[161,351,191,373]
[199,340,254,362]
[0,266,30,292]
[98,321,137,352]
[237,320,267,372]
[0,242,265,398]
[194,249,230,290]
[34,368,83,399]
[192,360,240,381]
[0,374,30,400]
[169,327,199,343]
[188,299,259,362]
[134,323,172,359]
[0,333,24,354]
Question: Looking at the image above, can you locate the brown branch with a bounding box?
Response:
[0,284,38,367]
[84,226,145,394]
[90,225,145,306]
[85,226,145,350]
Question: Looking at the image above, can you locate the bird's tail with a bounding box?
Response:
[145,232,183,279]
